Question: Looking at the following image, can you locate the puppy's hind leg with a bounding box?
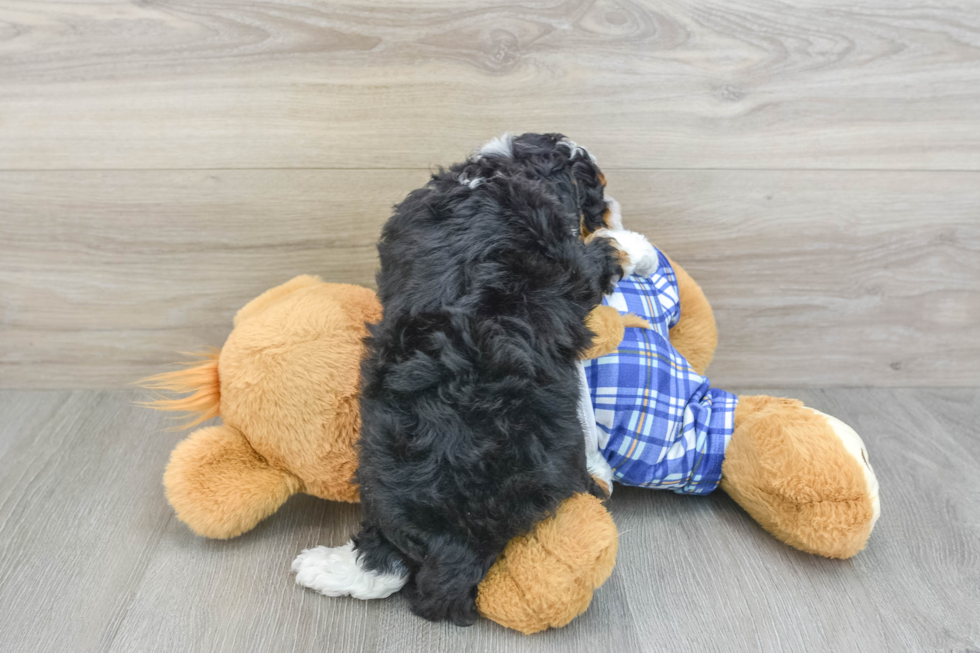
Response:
[404,535,491,626]
[292,526,408,600]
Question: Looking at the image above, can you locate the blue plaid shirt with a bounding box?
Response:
[582,251,737,495]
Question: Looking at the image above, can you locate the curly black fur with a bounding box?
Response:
[354,133,621,626]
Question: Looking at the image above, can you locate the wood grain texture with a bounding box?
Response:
[0,388,977,652]
[2,0,980,170]
[2,0,978,386]
[2,169,977,388]
[609,170,980,387]
[0,169,427,388]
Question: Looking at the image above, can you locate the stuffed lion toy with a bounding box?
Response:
[143,254,879,634]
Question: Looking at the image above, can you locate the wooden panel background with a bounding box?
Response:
[1,0,979,388]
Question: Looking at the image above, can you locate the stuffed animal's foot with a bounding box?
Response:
[581,305,651,360]
[292,541,407,600]
[164,424,302,539]
[721,396,880,559]
[476,493,618,634]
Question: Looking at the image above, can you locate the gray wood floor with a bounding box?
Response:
[1,388,977,652]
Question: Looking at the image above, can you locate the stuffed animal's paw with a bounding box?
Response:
[582,305,651,360]
[163,425,302,539]
[476,493,618,634]
[721,396,880,559]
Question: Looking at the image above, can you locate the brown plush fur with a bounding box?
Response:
[582,305,651,360]
[476,493,618,634]
[232,274,325,327]
[664,257,718,376]
[144,277,380,538]
[218,279,379,503]
[164,424,303,539]
[721,396,876,559]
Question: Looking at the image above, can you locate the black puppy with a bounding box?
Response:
[294,133,627,625]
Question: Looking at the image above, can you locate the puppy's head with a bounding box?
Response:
[474,132,617,237]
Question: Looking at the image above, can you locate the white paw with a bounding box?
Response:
[292,540,407,600]
[595,228,659,280]
[807,409,881,531]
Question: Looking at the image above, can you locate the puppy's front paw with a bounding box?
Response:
[594,228,658,280]
[292,541,407,600]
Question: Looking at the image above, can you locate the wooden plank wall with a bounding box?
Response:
[1,0,978,388]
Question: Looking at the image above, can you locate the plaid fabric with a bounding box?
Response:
[582,250,738,495]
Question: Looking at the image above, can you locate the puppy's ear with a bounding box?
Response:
[570,154,608,236]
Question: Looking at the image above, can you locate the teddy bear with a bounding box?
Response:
[143,254,879,634]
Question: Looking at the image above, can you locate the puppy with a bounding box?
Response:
[293,133,654,625]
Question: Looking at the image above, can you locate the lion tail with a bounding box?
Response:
[137,348,221,430]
